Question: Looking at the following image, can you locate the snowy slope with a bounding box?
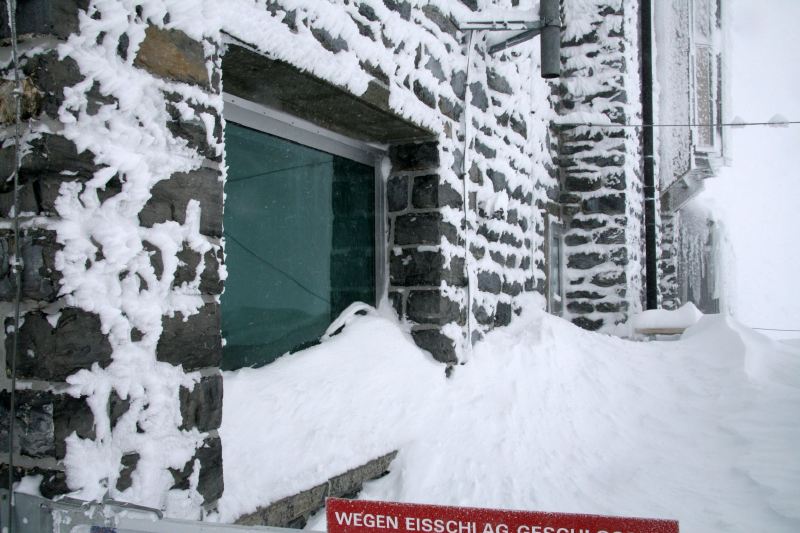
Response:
[218,300,799,533]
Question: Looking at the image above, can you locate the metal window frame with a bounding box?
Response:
[545,215,565,316]
[222,93,387,309]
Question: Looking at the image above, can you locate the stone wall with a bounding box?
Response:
[1,1,224,515]
[554,0,645,330]
[1,0,558,517]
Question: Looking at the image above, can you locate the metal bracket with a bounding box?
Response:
[458,15,562,56]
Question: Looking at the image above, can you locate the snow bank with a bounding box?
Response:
[216,314,445,522]
[631,302,703,330]
[219,305,800,533]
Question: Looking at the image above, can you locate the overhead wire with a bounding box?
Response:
[557,120,800,129]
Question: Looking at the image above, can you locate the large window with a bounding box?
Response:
[222,97,380,369]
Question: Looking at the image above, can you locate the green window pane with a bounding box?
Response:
[222,122,375,369]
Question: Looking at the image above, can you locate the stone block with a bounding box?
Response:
[422,5,458,40]
[582,194,626,215]
[139,167,223,237]
[567,252,605,270]
[358,4,379,21]
[477,271,501,294]
[499,232,522,248]
[134,25,209,87]
[53,394,95,459]
[509,114,527,138]
[0,464,68,499]
[0,230,60,302]
[390,249,465,287]
[310,27,348,54]
[486,169,506,193]
[0,133,96,188]
[157,303,222,371]
[7,308,112,381]
[236,451,397,528]
[609,247,629,266]
[596,301,628,313]
[566,290,604,300]
[406,290,464,326]
[173,244,224,295]
[591,270,626,288]
[411,328,457,363]
[565,175,602,192]
[564,233,590,246]
[438,96,463,122]
[387,175,409,212]
[412,80,436,109]
[0,390,54,458]
[502,280,523,297]
[474,138,496,159]
[570,217,605,230]
[450,70,467,100]
[0,180,38,217]
[117,453,139,491]
[486,68,512,94]
[596,227,625,244]
[412,174,461,209]
[170,436,223,504]
[0,77,42,125]
[389,142,439,171]
[572,316,603,331]
[0,0,89,40]
[567,301,595,314]
[179,373,223,432]
[495,302,512,326]
[165,93,222,161]
[394,212,458,246]
[21,51,83,118]
[469,81,488,111]
[384,0,411,20]
[388,290,404,318]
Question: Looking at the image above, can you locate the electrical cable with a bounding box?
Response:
[749,327,800,333]
[5,0,23,531]
[557,120,800,129]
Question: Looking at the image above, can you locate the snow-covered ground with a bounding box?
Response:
[217,300,800,533]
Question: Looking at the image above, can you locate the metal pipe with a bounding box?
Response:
[640,0,658,309]
[540,0,561,79]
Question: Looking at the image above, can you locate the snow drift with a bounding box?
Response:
[218,301,800,533]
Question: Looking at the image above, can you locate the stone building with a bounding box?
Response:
[0,0,724,523]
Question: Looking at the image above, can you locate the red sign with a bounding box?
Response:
[326,498,678,533]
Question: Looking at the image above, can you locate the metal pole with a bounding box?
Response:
[4,0,24,531]
[640,0,658,309]
[540,0,561,79]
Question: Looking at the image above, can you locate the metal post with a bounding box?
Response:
[540,0,561,78]
[641,0,659,309]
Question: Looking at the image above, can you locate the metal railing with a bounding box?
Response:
[1,490,311,533]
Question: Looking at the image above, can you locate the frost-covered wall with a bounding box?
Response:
[0,0,226,516]
[0,0,558,518]
[217,0,557,361]
[553,0,645,330]
[654,0,726,310]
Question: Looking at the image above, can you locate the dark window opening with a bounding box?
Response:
[222,121,376,370]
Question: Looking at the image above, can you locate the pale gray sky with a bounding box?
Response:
[702,0,800,335]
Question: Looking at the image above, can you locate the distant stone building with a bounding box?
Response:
[0,0,724,524]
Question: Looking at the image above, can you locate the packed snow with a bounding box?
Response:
[631,302,703,331]
[217,297,800,533]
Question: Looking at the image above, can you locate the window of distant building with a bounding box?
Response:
[546,217,565,315]
[221,94,384,369]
